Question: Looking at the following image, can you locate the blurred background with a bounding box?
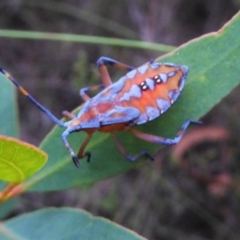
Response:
[0,0,240,239]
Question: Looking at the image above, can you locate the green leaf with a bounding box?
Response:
[0,67,20,217]
[21,12,240,191]
[0,73,18,137]
[0,208,146,240]
[0,198,17,219]
[0,135,48,183]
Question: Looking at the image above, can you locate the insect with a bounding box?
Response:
[0,57,201,168]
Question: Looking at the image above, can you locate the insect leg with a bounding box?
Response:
[111,133,154,162]
[0,68,65,127]
[79,57,135,101]
[62,110,76,120]
[97,56,134,87]
[62,129,93,167]
[129,120,202,145]
[62,130,80,167]
[79,84,104,102]
[77,133,93,162]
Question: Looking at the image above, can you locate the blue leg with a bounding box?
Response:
[130,120,202,145]
[62,130,80,168]
[79,57,134,102]
[97,56,134,87]
[97,56,134,71]
[111,133,154,162]
[79,84,104,102]
[62,130,93,168]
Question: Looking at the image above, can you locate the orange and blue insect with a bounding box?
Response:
[0,57,201,168]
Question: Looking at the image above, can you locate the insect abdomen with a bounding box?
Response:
[118,63,188,125]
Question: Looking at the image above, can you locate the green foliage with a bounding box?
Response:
[0,75,47,183]
[0,135,47,183]
[0,208,146,240]
[0,74,18,137]
[19,13,240,192]
[0,10,240,240]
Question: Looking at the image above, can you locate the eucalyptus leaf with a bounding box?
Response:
[17,12,240,191]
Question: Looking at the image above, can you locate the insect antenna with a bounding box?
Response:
[0,68,65,127]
